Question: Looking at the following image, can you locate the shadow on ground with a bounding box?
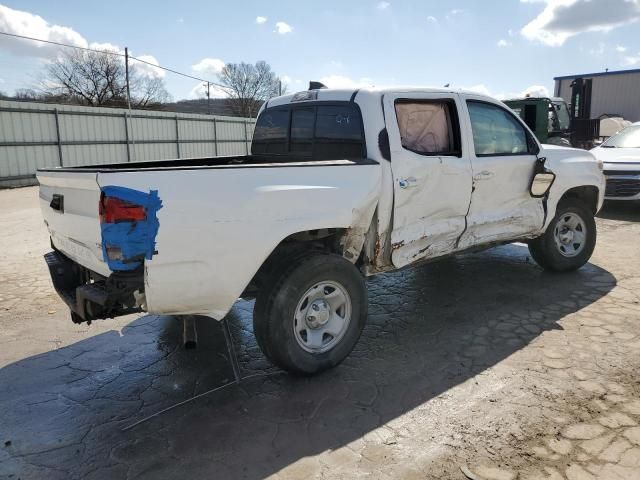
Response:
[0,245,616,479]
[597,200,640,222]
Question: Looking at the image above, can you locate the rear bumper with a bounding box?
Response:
[44,250,144,324]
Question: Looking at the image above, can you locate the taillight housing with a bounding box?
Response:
[99,193,147,224]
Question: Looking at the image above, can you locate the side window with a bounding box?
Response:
[467,101,529,156]
[252,109,289,154]
[314,105,364,160]
[394,100,461,156]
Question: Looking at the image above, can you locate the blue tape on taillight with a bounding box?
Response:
[100,186,163,271]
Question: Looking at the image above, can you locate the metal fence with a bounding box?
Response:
[0,100,255,187]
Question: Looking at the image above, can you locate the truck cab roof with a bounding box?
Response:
[264,86,500,110]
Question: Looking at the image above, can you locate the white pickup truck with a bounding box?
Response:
[38,86,605,374]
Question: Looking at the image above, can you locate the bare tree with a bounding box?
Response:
[44,49,171,107]
[13,88,42,100]
[218,61,285,117]
[134,77,172,107]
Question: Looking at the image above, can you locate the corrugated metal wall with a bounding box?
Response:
[0,100,255,187]
[554,72,640,122]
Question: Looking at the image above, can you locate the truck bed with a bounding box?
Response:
[38,155,377,173]
[37,154,382,320]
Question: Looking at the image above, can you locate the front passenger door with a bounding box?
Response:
[457,97,544,250]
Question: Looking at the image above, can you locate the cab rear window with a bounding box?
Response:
[251,109,289,154]
[252,103,366,160]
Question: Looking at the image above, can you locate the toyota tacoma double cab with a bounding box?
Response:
[37,85,605,374]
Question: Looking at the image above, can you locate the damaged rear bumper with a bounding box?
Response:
[44,250,144,324]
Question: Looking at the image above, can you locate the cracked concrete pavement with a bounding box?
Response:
[0,186,639,479]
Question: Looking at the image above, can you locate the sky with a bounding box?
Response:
[1,0,639,101]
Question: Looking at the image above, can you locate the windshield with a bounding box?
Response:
[552,101,571,130]
[602,125,640,148]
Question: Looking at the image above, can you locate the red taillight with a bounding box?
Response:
[99,194,147,223]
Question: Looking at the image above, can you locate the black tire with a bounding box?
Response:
[528,199,596,272]
[253,253,367,375]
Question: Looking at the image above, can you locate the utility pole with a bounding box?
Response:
[204,81,211,115]
[124,47,132,110]
[278,79,282,96]
[124,47,134,161]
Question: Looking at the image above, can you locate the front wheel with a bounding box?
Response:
[253,253,367,375]
[528,199,597,272]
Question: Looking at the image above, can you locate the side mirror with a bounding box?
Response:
[529,156,555,197]
[530,172,556,197]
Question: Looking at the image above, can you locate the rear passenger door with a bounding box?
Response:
[384,93,473,268]
[457,96,544,250]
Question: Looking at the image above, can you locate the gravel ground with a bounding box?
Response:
[0,186,639,480]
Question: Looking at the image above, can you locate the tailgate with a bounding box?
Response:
[37,171,110,276]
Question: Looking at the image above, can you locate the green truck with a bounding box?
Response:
[504,96,573,147]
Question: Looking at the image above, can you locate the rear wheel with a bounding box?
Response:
[528,199,596,272]
[253,253,367,375]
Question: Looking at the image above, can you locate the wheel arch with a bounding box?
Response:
[240,226,369,299]
[558,185,600,215]
[544,183,601,233]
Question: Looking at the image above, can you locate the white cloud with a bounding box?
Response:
[0,3,88,58]
[445,9,464,21]
[466,84,493,96]
[521,0,640,47]
[283,77,304,88]
[131,54,165,78]
[623,53,640,66]
[376,1,390,9]
[319,75,376,89]
[89,42,122,54]
[255,16,267,25]
[0,2,163,84]
[522,85,550,97]
[497,39,510,47]
[189,82,228,100]
[192,58,226,75]
[426,16,438,23]
[616,45,627,52]
[275,21,293,34]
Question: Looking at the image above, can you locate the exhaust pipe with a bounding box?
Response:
[183,316,198,349]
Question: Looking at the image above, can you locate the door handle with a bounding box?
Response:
[473,170,494,181]
[399,177,418,189]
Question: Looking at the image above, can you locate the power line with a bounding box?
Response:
[0,30,228,89]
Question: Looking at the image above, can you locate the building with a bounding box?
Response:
[554,68,640,122]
